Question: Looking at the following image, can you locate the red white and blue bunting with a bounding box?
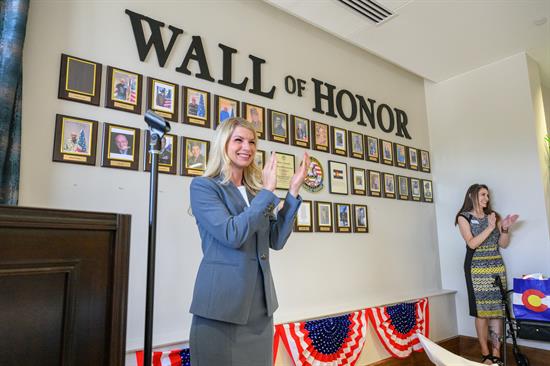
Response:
[135,348,190,366]
[275,309,368,366]
[367,298,429,359]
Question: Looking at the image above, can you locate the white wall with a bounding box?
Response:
[21,0,454,364]
[426,53,550,350]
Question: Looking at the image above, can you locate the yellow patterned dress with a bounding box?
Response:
[460,212,506,318]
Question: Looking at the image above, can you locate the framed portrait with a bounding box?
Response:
[275,152,295,190]
[410,178,422,201]
[267,109,289,144]
[58,54,102,106]
[408,147,419,170]
[290,115,310,148]
[350,167,366,195]
[331,126,347,156]
[255,149,265,169]
[53,114,98,165]
[422,179,434,203]
[394,143,407,168]
[146,77,179,122]
[242,102,265,139]
[181,137,209,176]
[348,131,364,160]
[367,170,382,197]
[328,160,348,195]
[352,204,368,233]
[380,139,394,166]
[420,150,431,173]
[397,175,410,200]
[382,173,396,199]
[101,123,140,170]
[182,86,211,128]
[334,203,352,233]
[314,201,333,232]
[365,135,380,163]
[311,120,330,152]
[214,95,239,129]
[143,132,178,175]
[294,200,313,232]
[303,156,324,193]
[105,66,143,114]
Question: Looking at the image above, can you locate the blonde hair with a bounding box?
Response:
[203,117,263,193]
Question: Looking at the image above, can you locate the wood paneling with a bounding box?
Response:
[0,206,130,366]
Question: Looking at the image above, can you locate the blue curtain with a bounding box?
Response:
[0,0,29,205]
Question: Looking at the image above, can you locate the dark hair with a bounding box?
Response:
[454,183,500,225]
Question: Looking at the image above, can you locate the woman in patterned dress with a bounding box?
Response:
[455,184,518,365]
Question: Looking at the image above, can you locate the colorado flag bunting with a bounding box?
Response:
[367,298,429,359]
[513,278,550,322]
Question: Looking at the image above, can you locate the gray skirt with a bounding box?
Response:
[190,269,273,366]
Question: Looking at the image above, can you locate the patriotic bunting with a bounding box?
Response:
[135,348,190,366]
[367,298,429,359]
[275,309,368,366]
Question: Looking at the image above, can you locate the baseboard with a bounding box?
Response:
[368,335,549,365]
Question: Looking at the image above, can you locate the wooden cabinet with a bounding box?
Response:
[0,206,130,366]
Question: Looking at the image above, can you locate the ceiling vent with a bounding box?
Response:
[337,0,394,24]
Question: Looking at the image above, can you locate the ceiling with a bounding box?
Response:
[263,0,550,87]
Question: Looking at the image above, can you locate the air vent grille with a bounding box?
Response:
[337,0,394,24]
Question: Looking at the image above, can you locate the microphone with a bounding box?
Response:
[144,109,171,136]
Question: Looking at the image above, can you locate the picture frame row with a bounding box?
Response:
[325,160,433,203]
[52,114,212,176]
[58,54,431,173]
[294,200,368,233]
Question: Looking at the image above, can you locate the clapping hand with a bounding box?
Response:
[488,212,497,229]
[289,152,310,198]
[501,214,519,230]
[262,152,277,192]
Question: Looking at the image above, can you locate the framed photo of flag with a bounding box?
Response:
[53,114,98,166]
[183,86,211,128]
[328,160,348,195]
[146,77,179,122]
[314,201,333,232]
[105,66,143,114]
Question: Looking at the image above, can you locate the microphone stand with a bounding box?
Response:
[143,110,170,366]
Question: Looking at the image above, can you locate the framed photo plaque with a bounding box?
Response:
[268,109,289,144]
[394,143,407,168]
[53,114,98,165]
[290,115,310,148]
[144,132,178,174]
[147,77,179,122]
[366,135,380,163]
[275,152,295,190]
[101,123,141,170]
[382,173,396,199]
[328,160,348,195]
[311,121,330,152]
[334,203,352,233]
[105,66,143,114]
[407,146,419,170]
[181,137,209,176]
[214,95,239,129]
[350,167,366,195]
[422,179,434,203]
[367,170,382,197]
[183,86,211,128]
[294,199,313,232]
[331,126,347,156]
[410,178,422,201]
[348,131,364,160]
[315,201,333,232]
[353,204,368,233]
[381,139,394,166]
[58,54,102,106]
[242,102,265,139]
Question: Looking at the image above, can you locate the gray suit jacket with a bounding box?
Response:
[189,176,301,325]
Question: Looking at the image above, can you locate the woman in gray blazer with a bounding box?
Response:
[189,117,309,366]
